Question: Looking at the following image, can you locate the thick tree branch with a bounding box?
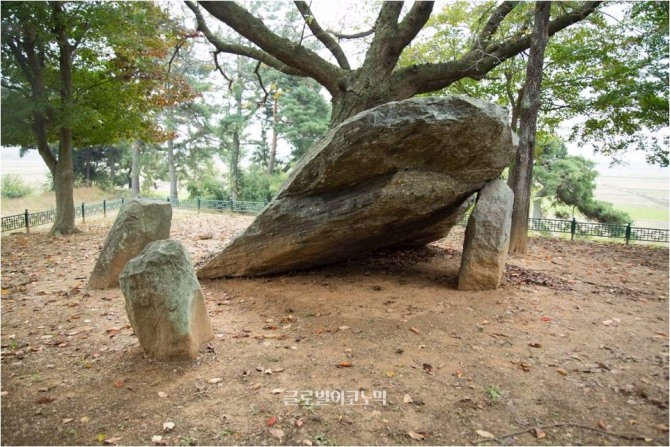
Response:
[196,1,344,94]
[393,1,601,96]
[294,1,350,70]
[185,1,308,78]
[327,27,375,39]
[474,1,518,49]
[393,2,434,55]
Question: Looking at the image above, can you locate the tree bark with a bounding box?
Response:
[508,1,552,255]
[50,1,78,236]
[167,138,178,202]
[268,96,278,174]
[131,139,141,198]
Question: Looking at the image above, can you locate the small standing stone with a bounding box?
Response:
[458,179,514,291]
[88,199,172,289]
[120,240,213,361]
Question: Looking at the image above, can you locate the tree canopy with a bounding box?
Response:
[186,0,600,124]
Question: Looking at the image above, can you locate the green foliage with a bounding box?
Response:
[1,1,180,149]
[533,135,632,225]
[1,175,33,198]
[400,2,668,165]
[238,167,288,202]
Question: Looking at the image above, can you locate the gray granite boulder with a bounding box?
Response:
[458,179,514,291]
[88,199,172,289]
[198,96,516,278]
[120,240,213,361]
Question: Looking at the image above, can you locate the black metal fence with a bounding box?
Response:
[2,197,668,244]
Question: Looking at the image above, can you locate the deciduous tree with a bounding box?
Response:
[185,0,599,126]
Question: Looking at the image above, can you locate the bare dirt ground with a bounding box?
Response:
[1,211,668,446]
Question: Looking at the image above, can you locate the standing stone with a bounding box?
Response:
[198,96,516,278]
[120,240,214,361]
[88,199,172,289]
[458,179,514,291]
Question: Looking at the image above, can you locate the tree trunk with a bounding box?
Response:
[268,96,278,174]
[230,129,240,201]
[50,1,78,236]
[508,1,552,255]
[532,197,543,219]
[85,149,92,187]
[167,138,178,202]
[131,139,141,198]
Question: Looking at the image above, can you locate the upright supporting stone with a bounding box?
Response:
[120,240,214,361]
[458,179,514,291]
[88,199,172,289]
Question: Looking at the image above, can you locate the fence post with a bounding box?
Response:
[625,223,632,245]
[570,218,576,241]
[24,209,29,234]
[197,197,201,215]
[103,199,107,218]
[81,202,86,224]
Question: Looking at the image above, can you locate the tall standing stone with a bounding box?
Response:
[120,240,214,361]
[88,199,171,289]
[458,179,514,291]
[198,96,516,278]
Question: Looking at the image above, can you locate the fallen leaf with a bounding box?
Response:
[271,388,284,394]
[408,431,426,440]
[403,394,414,404]
[302,440,312,446]
[269,428,284,439]
[62,418,74,424]
[410,327,420,335]
[157,392,167,398]
[337,361,352,368]
[556,368,568,376]
[251,383,262,390]
[112,379,125,388]
[163,422,175,432]
[267,416,277,427]
[97,434,106,443]
[528,342,542,348]
[540,316,552,322]
[208,377,223,384]
[104,437,122,445]
[338,326,350,330]
[0,391,8,397]
[602,320,613,326]
[386,370,396,378]
[422,363,433,373]
[476,430,495,439]
[295,419,304,428]
[655,424,669,432]
[151,435,166,445]
[598,420,607,430]
[80,416,90,423]
[106,328,120,337]
[35,396,55,404]
[532,428,546,439]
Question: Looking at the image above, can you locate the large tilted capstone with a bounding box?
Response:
[458,179,514,291]
[198,96,516,278]
[120,240,214,361]
[88,199,172,289]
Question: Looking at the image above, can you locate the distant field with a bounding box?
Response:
[595,175,668,229]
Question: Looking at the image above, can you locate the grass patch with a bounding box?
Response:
[1,186,125,217]
[619,206,669,223]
